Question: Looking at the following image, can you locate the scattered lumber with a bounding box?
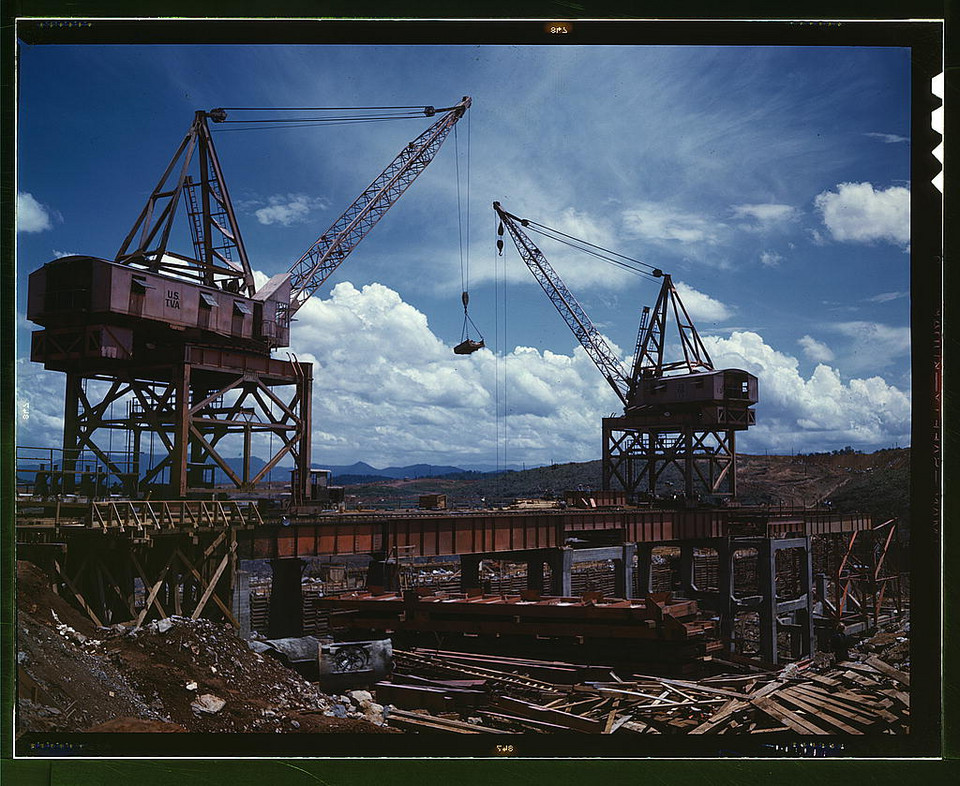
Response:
[379,648,909,735]
[386,707,506,734]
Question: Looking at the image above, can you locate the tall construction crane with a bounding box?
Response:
[94,96,474,351]
[493,201,757,499]
[26,99,471,499]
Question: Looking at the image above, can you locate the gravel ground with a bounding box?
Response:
[15,560,395,735]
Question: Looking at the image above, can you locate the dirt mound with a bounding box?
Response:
[85,718,188,733]
[16,560,393,735]
[17,559,97,637]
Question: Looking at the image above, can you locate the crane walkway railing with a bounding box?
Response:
[17,499,263,532]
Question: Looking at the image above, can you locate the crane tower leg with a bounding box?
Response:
[603,417,740,501]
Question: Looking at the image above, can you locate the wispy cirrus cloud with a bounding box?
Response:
[827,320,911,374]
[621,203,725,246]
[730,203,798,226]
[864,132,908,144]
[864,291,908,304]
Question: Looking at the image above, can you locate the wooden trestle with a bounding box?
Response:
[17,501,897,666]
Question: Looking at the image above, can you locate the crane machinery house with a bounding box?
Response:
[28,256,291,364]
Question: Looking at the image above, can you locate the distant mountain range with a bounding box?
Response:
[17,453,532,486]
[324,461,466,481]
[322,461,539,481]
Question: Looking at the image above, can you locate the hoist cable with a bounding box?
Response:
[466,114,473,302]
[518,221,663,279]
[455,123,465,295]
[212,117,426,132]
[461,310,484,343]
[454,116,481,344]
[524,227,661,279]
[494,210,502,479]
[520,216,661,271]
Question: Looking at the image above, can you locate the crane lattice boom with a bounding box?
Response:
[494,201,631,407]
[287,96,471,316]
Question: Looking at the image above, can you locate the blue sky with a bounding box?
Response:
[16,42,913,467]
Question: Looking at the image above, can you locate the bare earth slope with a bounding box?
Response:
[15,561,391,735]
[340,449,910,526]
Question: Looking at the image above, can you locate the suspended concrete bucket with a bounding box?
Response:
[454,338,485,355]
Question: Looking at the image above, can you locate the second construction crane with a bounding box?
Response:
[493,201,758,499]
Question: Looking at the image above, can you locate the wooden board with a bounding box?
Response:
[865,655,910,686]
[776,690,864,734]
[752,696,830,734]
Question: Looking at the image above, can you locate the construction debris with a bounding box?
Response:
[372,647,909,735]
[17,557,910,738]
[15,560,396,734]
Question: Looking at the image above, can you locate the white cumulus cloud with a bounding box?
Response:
[254,194,328,227]
[672,281,733,323]
[15,359,66,445]
[15,281,911,467]
[760,250,782,267]
[798,335,835,363]
[705,331,910,452]
[814,182,909,247]
[287,280,621,465]
[17,192,53,233]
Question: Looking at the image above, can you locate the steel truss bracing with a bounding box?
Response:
[60,352,312,499]
[603,419,737,499]
[115,109,255,296]
[815,521,905,631]
[633,274,714,379]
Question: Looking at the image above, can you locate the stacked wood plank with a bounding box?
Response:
[377,648,909,735]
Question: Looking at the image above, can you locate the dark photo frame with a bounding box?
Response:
[2,8,949,783]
